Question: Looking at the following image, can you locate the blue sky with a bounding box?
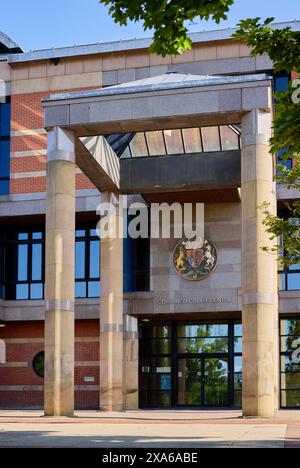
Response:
[1,0,299,51]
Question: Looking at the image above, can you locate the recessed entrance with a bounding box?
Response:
[139,320,242,409]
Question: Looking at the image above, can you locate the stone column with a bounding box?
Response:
[124,314,139,409]
[100,192,124,411]
[44,127,76,417]
[241,109,278,418]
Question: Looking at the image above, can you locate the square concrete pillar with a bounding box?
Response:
[241,109,279,418]
[44,127,76,417]
[100,192,124,411]
[124,315,139,410]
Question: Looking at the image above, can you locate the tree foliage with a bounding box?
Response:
[234,18,300,266]
[100,0,234,56]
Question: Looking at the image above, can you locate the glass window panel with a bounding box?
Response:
[287,273,300,290]
[201,126,221,152]
[281,336,300,353]
[88,281,100,298]
[182,127,202,153]
[32,232,42,240]
[234,356,243,374]
[16,284,29,300]
[234,323,242,337]
[289,263,300,271]
[0,141,10,176]
[90,229,97,237]
[18,244,28,281]
[0,180,9,196]
[280,319,300,336]
[278,272,286,291]
[76,230,85,238]
[150,391,171,408]
[130,133,148,157]
[151,357,171,372]
[75,241,85,279]
[18,233,28,241]
[30,283,43,300]
[146,131,166,156]
[220,126,240,150]
[178,358,201,405]
[32,244,42,281]
[281,371,300,390]
[89,240,100,278]
[163,129,184,155]
[75,281,86,298]
[234,337,243,354]
[234,391,242,407]
[178,337,228,354]
[177,323,228,338]
[151,374,172,391]
[281,390,300,407]
[204,358,228,406]
[150,339,171,354]
[151,325,171,338]
[281,355,300,374]
[234,373,243,390]
[121,146,131,159]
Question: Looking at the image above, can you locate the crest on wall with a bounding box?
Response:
[173,237,217,281]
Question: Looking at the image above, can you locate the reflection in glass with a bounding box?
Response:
[281,390,300,407]
[75,282,86,298]
[182,128,202,153]
[16,284,29,300]
[201,126,221,152]
[89,241,100,278]
[30,283,43,300]
[178,337,228,354]
[164,129,184,155]
[88,281,100,298]
[220,126,240,150]
[204,358,228,406]
[287,273,300,290]
[32,244,42,281]
[151,339,171,355]
[130,133,148,157]
[18,244,28,281]
[146,131,166,156]
[178,358,201,405]
[75,242,85,279]
[177,323,228,338]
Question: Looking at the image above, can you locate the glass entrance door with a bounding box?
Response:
[178,357,229,407]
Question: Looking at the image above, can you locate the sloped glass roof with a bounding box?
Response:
[105,124,241,159]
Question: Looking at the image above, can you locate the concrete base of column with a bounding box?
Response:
[242,304,278,418]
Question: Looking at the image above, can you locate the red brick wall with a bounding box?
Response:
[0,321,100,410]
[10,87,98,195]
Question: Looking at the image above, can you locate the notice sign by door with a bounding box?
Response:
[160,375,171,391]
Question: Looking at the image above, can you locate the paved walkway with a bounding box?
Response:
[0,410,299,448]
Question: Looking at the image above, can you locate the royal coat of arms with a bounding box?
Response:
[173,237,217,281]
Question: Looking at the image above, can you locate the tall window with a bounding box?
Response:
[2,229,44,300]
[280,319,300,407]
[0,99,10,196]
[0,223,150,300]
[274,74,292,170]
[75,227,100,298]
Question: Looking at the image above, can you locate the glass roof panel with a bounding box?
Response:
[146,131,166,156]
[201,126,221,152]
[130,133,148,157]
[182,128,202,153]
[220,125,240,151]
[164,129,184,155]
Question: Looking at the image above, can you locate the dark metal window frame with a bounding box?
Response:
[139,319,242,409]
[75,224,100,299]
[121,125,241,159]
[280,317,300,409]
[1,226,45,301]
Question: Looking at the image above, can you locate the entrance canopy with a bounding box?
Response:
[43,73,272,195]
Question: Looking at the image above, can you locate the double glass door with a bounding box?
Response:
[178,357,229,406]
